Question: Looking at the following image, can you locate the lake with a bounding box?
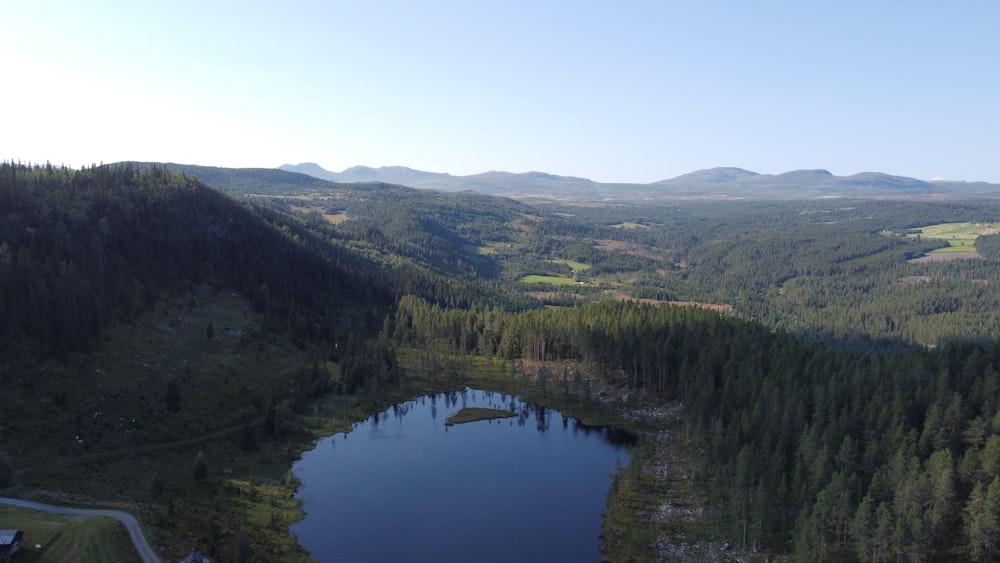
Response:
[290,388,634,562]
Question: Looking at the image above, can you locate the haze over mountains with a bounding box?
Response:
[280,162,1000,201]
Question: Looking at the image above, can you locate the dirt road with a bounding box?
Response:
[0,497,165,563]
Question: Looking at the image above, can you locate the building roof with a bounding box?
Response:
[0,530,22,546]
[181,549,210,563]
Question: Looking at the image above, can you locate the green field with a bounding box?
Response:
[912,222,1000,244]
[0,505,137,562]
[464,244,498,255]
[931,243,978,253]
[909,222,998,253]
[914,222,1000,240]
[547,258,590,272]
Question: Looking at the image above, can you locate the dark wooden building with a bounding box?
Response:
[0,530,23,561]
[181,548,210,563]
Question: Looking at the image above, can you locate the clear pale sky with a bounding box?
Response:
[2,1,997,183]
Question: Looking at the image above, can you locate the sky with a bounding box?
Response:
[2,1,998,183]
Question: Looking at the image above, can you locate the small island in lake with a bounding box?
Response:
[445,407,517,426]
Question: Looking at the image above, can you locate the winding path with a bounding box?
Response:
[0,497,165,563]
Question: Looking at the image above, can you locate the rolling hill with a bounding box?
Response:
[281,162,1000,201]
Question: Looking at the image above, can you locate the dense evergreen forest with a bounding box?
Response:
[394,296,1000,560]
[0,163,391,361]
[6,161,1000,560]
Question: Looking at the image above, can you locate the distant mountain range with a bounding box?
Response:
[280,163,1000,201]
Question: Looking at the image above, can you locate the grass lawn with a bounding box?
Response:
[0,505,137,563]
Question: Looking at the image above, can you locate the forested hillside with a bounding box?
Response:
[0,162,410,560]
[541,200,1000,347]
[150,162,543,308]
[167,165,1000,348]
[7,162,1000,561]
[0,162,385,365]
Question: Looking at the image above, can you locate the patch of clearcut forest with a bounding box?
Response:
[6,163,1000,561]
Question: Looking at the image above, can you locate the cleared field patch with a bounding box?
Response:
[321,211,350,224]
[527,291,586,303]
[914,222,1000,240]
[932,243,977,253]
[9,288,324,561]
[908,251,982,263]
[463,244,498,255]
[288,204,350,225]
[547,258,590,272]
[520,274,578,286]
[590,239,666,261]
[907,222,997,256]
[609,221,649,229]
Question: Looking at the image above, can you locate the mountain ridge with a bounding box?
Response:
[280,162,1000,201]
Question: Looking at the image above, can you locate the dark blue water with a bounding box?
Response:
[290,388,633,563]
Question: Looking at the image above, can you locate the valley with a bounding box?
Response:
[4,162,1000,560]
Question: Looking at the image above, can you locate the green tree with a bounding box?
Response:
[966,477,1000,561]
[873,502,894,563]
[850,493,876,562]
[982,435,1000,484]
[925,449,957,554]
[892,457,931,560]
